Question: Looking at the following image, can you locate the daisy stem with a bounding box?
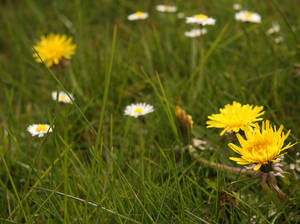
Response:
[191,38,197,71]
[37,146,43,171]
[240,24,259,75]
[196,35,204,88]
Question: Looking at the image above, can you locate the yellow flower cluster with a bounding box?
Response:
[207,101,295,171]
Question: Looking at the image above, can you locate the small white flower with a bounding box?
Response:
[124,103,154,118]
[274,36,284,44]
[52,91,74,104]
[156,5,177,13]
[128,11,148,21]
[290,163,296,170]
[235,11,261,23]
[233,3,241,10]
[267,23,280,35]
[177,12,185,19]
[184,28,207,38]
[186,14,216,26]
[27,124,52,137]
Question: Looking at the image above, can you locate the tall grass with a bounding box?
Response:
[0,0,299,223]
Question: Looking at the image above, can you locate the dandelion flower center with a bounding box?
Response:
[36,124,48,132]
[134,108,144,114]
[195,14,208,19]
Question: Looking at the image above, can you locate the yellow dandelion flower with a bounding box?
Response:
[206,101,264,136]
[228,120,296,171]
[33,33,77,67]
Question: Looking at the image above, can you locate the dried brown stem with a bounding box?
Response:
[190,150,256,175]
[268,172,287,200]
[189,147,288,200]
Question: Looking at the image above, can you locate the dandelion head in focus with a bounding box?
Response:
[27,124,52,137]
[235,11,261,23]
[128,11,148,21]
[156,5,177,13]
[33,33,77,67]
[186,14,216,26]
[206,101,264,136]
[228,120,296,171]
[184,28,207,38]
[51,91,74,104]
[124,103,154,118]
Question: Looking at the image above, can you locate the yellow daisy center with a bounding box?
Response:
[36,125,48,132]
[135,11,144,16]
[59,95,67,101]
[245,13,253,19]
[195,14,208,19]
[134,108,144,114]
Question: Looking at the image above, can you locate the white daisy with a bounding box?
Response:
[186,14,216,26]
[267,23,280,35]
[128,11,148,21]
[51,91,74,104]
[233,3,241,10]
[124,103,154,118]
[274,36,284,44]
[27,124,52,137]
[177,12,185,19]
[235,11,261,23]
[184,28,207,38]
[156,5,177,13]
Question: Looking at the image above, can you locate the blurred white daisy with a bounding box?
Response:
[235,11,261,23]
[156,5,177,13]
[27,124,52,137]
[274,36,284,44]
[186,14,216,26]
[128,11,148,21]
[267,23,280,35]
[51,91,74,104]
[184,28,207,38]
[177,12,185,19]
[233,3,241,10]
[124,103,154,118]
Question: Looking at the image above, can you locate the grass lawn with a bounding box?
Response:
[0,0,299,223]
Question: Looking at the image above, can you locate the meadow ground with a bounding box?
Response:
[0,0,299,223]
